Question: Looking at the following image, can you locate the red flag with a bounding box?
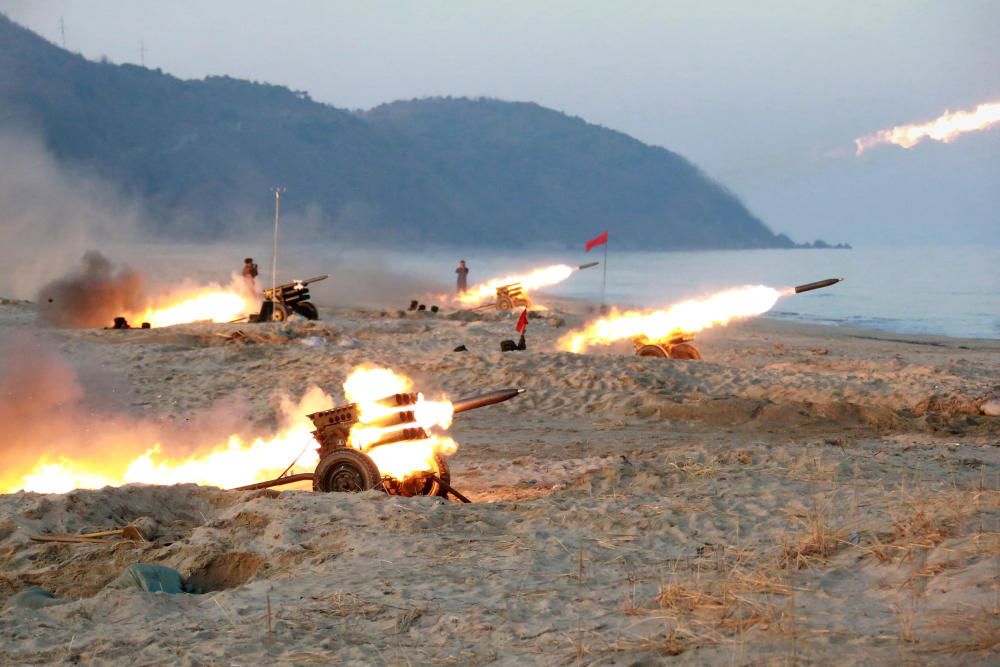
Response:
[515,308,528,333]
[585,230,608,252]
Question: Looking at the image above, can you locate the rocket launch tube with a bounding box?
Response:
[793,278,843,294]
[452,388,525,415]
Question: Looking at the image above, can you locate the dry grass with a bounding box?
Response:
[656,579,787,636]
[601,628,690,657]
[310,591,388,620]
[852,485,998,566]
[777,512,848,570]
[916,607,1000,655]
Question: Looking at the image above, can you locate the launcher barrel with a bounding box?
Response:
[452,388,525,415]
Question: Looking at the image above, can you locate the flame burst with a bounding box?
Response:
[342,365,456,481]
[6,366,459,494]
[457,264,575,306]
[855,101,1000,155]
[559,285,785,354]
[124,278,257,327]
[13,387,334,494]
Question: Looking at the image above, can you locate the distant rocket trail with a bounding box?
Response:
[854,100,1000,155]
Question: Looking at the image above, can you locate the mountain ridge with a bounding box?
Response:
[0,14,829,249]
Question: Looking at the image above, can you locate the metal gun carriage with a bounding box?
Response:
[464,262,599,313]
[631,279,843,361]
[250,275,327,322]
[465,283,530,312]
[233,387,523,502]
[634,333,702,360]
[494,283,530,312]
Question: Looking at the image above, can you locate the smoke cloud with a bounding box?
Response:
[36,251,144,328]
[0,333,258,493]
[0,132,142,299]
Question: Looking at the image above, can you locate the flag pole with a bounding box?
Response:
[601,236,608,312]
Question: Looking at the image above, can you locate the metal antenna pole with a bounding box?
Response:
[59,17,66,48]
[601,239,608,311]
[271,187,285,297]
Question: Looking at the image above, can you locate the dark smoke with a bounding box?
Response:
[36,251,144,328]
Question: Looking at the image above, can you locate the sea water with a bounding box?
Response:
[384,245,1000,340]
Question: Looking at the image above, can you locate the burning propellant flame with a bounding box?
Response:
[122,277,258,327]
[11,387,334,494]
[342,365,456,481]
[5,365,459,494]
[456,264,575,306]
[558,285,786,354]
[854,101,1000,155]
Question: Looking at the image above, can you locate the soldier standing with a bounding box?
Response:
[455,260,469,294]
[242,257,259,291]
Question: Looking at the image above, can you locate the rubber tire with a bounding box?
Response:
[270,302,288,322]
[313,449,382,492]
[668,342,703,361]
[295,301,319,320]
[497,295,514,311]
[636,344,669,358]
[424,454,451,498]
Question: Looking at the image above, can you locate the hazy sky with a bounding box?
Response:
[3,1,998,245]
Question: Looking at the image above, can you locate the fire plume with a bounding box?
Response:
[342,365,456,481]
[4,364,459,494]
[559,285,785,354]
[11,387,334,494]
[855,101,1000,155]
[123,278,257,327]
[457,264,575,306]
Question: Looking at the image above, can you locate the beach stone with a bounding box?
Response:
[108,564,186,594]
[5,587,62,610]
[980,398,1000,416]
[126,516,159,541]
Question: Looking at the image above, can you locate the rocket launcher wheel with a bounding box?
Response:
[635,334,702,361]
[667,342,702,360]
[294,301,319,320]
[636,343,669,358]
[313,449,383,492]
[381,454,451,498]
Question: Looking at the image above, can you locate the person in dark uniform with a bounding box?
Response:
[242,257,259,290]
[455,260,469,294]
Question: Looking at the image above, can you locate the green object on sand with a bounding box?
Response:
[6,587,62,609]
[108,563,186,594]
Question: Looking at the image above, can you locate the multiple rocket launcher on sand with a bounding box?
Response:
[229,278,841,499]
[467,261,600,312]
[249,275,328,322]
[234,387,525,502]
[105,275,840,501]
[632,278,844,360]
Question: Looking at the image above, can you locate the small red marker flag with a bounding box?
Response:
[515,308,528,333]
[585,230,608,252]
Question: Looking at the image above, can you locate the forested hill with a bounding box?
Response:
[0,14,800,249]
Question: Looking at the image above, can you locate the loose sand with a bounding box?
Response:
[0,298,997,665]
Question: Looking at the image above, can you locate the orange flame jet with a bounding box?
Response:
[5,366,461,494]
[855,101,1000,155]
[341,365,457,481]
[456,264,575,306]
[558,285,787,354]
[123,277,257,327]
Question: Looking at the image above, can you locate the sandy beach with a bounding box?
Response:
[0,298,997,665]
